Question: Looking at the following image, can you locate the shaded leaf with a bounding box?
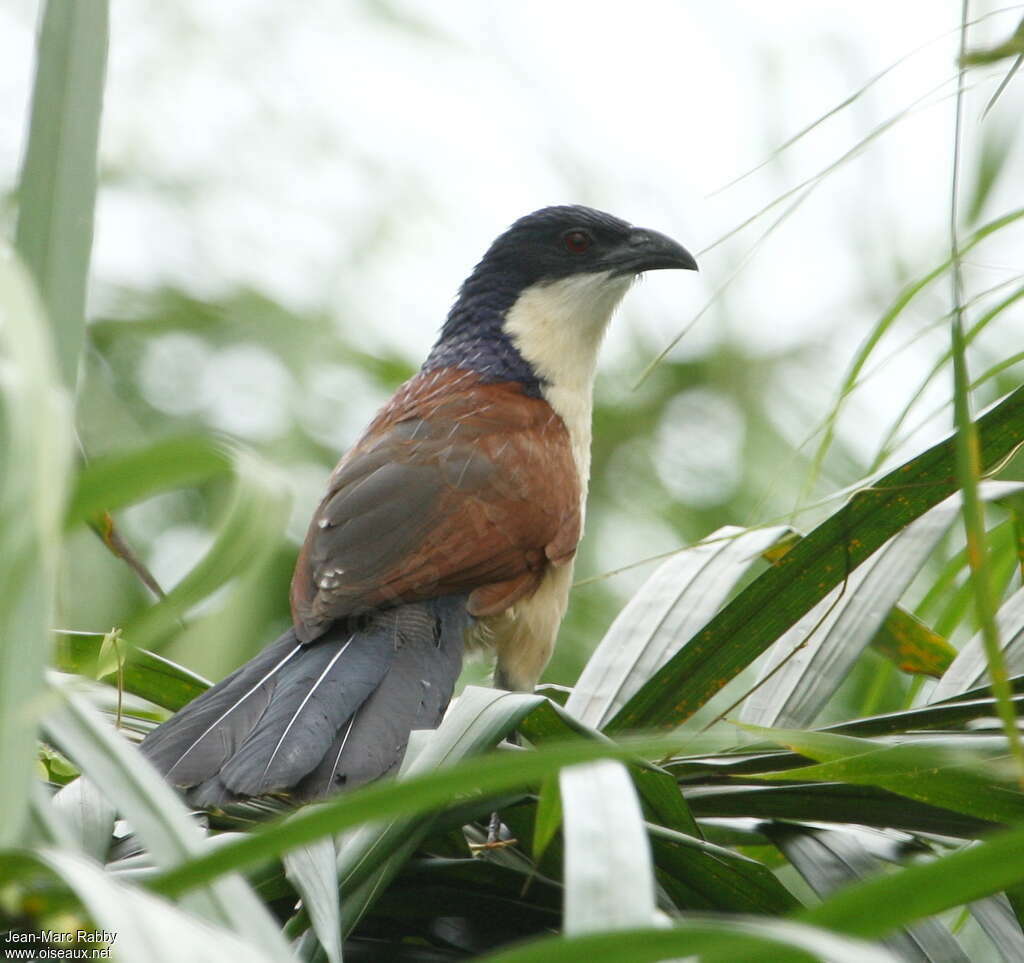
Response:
[869,608,955,679]
[560,760,657,933]
[43,673,290,951]
[607,384,1024,732]
[1,849,287,963]
[54,630,211,712]
[0,251,72,847]
[283,835,342,963]
[568,525,789,728]
[745,725,1024,825]
[477,916,897,963]
[930,585,1024,702]
[14,0,107,386]
[740,494,963,727]
[766,823,969,962]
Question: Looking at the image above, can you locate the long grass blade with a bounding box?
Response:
[14,0,108,387]
[947,0,1024,784]
[0,252,72,847]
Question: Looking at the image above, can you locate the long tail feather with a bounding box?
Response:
[141,597,468,808]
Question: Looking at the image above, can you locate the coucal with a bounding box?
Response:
[142,205,697,807]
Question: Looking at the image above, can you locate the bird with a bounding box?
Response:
[141,205,697,808]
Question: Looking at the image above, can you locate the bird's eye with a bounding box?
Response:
[563,229,592,254]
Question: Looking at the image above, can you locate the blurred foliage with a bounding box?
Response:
[6,1,1024,960]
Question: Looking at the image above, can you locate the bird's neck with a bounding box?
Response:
[424,285,543,395]
[502,272,632,503]
[427,271,630,504]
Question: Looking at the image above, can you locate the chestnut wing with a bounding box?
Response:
[290,378,580,642]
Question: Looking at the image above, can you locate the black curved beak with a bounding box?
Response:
[605,227,699,277]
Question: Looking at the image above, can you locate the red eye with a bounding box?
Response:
[563,229,592,254]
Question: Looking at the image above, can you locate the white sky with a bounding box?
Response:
[2,0,1022,448]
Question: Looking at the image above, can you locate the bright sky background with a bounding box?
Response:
[2,1,1022,510]
[2,0,1023,668]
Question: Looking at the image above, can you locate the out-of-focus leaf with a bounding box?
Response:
[532,775,561,863]
[560,760,657,933]
[14,0,107,386]
[522,701,797,914]
[745,725,1024,825]
[967,124,1016,225]
[647,823,800,915]
[0,251,72,847]
[42,673,290,952]
[520,698,702,838]
[476,916,897,963]
[825,691,1024,737]
[869,608,955,678]
[51,777,116,863]
[121,447,290,651]
[961,16,1024,65]
[54,630,211,712]
[147,722,724,899]
[930,586,1024,702]
[65,435,234,528]
[972,894,1024,961]
[767,823,969,962]
[607,384,1024,733]
[333,689,547,915]
[283,836,341,963]
[686,783,997,838]
[799,822,1024,940]
[1,850,288,963]
[568,526,789,729]
[740,494,963,727]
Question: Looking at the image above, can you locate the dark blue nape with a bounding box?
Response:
[423,279,543,396]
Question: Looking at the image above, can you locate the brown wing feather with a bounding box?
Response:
[290,369,581,642]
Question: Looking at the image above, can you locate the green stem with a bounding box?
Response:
[948,0,1024,784]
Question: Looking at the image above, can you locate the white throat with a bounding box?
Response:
[503,271,632,506]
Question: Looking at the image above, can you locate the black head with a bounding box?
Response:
[463,205,697,296]
[427,205,697,391]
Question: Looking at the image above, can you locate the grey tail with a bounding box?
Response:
[140,597,467,809]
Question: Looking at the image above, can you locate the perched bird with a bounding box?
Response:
[142,205,697,807]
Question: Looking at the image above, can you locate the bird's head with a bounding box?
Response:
[430,205,697,398]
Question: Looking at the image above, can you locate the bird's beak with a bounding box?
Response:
[605,227,699,277]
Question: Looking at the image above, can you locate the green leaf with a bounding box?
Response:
[739,495,963,727]
[744,725,1024,825]
[568,525,789,728]
[65,435,234,528]
[961,15,1024,65]
[869,607,955,678]
[14,0,107,386]
[647,823,800,915]
[476,917,898,963]
[42,673,291,952]
[825,690,1024,737]
[931,585,1024,702]
[282,836,341,963]
[54,630,211,712]
[560,760,657,933]
[120,446,290,651]
[522,701,796,914]
[0,849,290,963]
[799,822,1024,940]
[766,823,969,961]
[0,250,72,847]
[970,894,1024,961]
[532,775,562,863]
[146,719,727,899]
[607,384,1024,733]
[686,783,998,838]
[51,777,116,862]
